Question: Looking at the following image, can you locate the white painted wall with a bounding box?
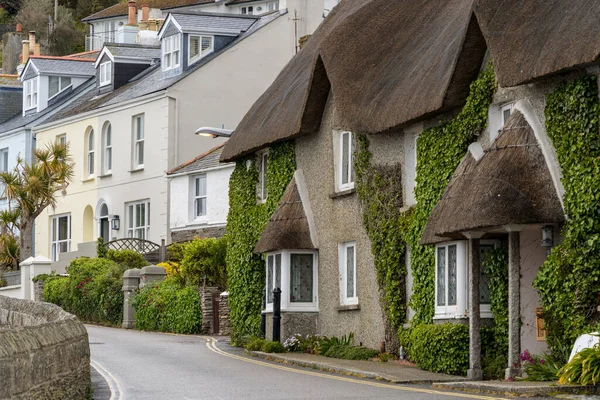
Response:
[169,165,234,232]
[0,128,32,213]
[0,285,22,298]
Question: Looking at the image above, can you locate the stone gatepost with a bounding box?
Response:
[139,265,167,289]
[122,269,141,329]
[219,292,232,336]
[20,255,53,301]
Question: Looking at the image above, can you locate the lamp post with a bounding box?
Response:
[194,127,233,139]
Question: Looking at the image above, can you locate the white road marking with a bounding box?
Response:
[91,358,125,400]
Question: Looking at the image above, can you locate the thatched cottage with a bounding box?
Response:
[221,0,600,379]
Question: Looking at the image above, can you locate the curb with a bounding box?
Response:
[245,350,466,385]
[432,381,600,397]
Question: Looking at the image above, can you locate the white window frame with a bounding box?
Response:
[25,78,38,110]
[264,250,319,313]
[50,214,71,261]
[86,129,95,178]
[257,150,268,203]
[489,102,514,143]
[336,130,354,192]
[99,61,112,87]
[267,1,279,11]
[403,125,421,207]
[339,242,358,305]
[162,34,181,71]
[126,200,150,239]
[102,123,112,174]
[48,76,72,99]
[188,35,214,65]
[132,114,144,169]
[193,174,207,218]
[56,134,67,147]
[265,253,282,310]
[0,148,8,199]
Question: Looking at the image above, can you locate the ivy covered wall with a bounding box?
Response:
[225,141,296,340]
[534,75,600,357]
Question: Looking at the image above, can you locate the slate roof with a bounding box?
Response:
[104,43,161,60]
[169,12,258,33]
[0,78,95,135]
[167,143,232,175]
[226,0,265,5]
[82,0,216,21]
[45,10,283,124]
[26,57,97,78]
[0,75,22,87]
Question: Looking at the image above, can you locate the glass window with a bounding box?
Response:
[51,214,71,261]
[87,129,95,177]
[436,246,446,306]
[100,62,112,86]
[194,174,207,217]
[290,253,313,303]
[162,34,181,71]
[338,131,354,190]
[25,78,38,110]
[447,244,457,306]
[127,200,150,239]
[49,76,72,97]
[102,123,112,174]
[265,253,282,305]
[56,134,67,147]
[189,35,213,64]
[339,242,357,305]
[0,148,8,173]
[257,151,268,202]
[133,115,144,168]
[268,1,279,11]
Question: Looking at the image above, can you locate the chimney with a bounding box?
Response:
[157,19,165,31]
[128,0,137,25]
[22,40,30,64]
[141,4,149,22]
[28,31,36,48]
[148,18,156,32]
[16,23,22,33]
[34,43,40,56]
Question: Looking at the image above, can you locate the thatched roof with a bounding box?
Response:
[474,0,600,87]
[254,177,315,253]
[421,111,565,245]
[221,0,486,162]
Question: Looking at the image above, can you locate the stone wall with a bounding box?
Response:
[219,292,231,336]
[200,286,221,334]
[264,311,318,341]
[0,295,90,400]
[171,225,226,243]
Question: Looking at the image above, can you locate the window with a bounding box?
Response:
[162,34,181,71]
[264,250,318,312]
[489,103,514,142]
[194,174,207,217]
[86,129,95,177]
[339,242,357,305]
[25,78,38,110]
[404,130,419,206]
[56,134,67,147]
[188,35,214,64]
[337,130,354,191]
[127,200,150,239]
[257,151,268,202]
[133,114,144,169]
[0,148,8,199]
[99,62,112,86]
[502,104,513,126]
[435,240,496,319]
[48,76,72,98]
[267,1,279,11]
[51,214,71,261]
[102,123,112,174]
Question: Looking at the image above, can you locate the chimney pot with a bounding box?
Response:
[128,0,137,25]
[16,23,22,33]
[148,18,157,31]
[142,4,149,22]
[22,40,30,64]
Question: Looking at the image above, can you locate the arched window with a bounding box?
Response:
[86,128,95,178]
[102,122,112,174]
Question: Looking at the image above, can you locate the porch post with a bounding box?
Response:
[506,230,522,379]
[467,236,482,380]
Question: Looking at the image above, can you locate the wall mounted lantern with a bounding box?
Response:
[111,215,120,231]
[541,225,554,249]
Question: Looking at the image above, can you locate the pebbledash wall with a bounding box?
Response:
[0,295,90,400]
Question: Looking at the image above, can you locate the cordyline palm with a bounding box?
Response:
[0,142,74,261]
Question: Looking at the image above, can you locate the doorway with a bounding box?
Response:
[99,203,110,243]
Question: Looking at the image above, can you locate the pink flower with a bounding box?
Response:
[507,377,515,382]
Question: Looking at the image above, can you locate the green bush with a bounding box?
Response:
[180,237,227,288]
[521,349,562,382]
[261,341,286,353]
[106,249,149,270]
[324,345,379,360]
[245,337,266,351]
[131,277,202,334]
[167,242,186,263]
[409,323,470,375]
[0,276,6,288]
[559,345,600,385]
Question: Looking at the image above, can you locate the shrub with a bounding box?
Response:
[261,341,286,353]
[559,345,600,385]
[283,334,303,352]
[180,237,227,288]
[97,237,107,258]
[106,249,149,270]
[324,345,379,360]
[520,350,562,381]
[245,337,266,351]
[167,242,186,263]
[157,261,181,279]
[0,276,6,288]
[409,323,469,375]
[131,277,202,334]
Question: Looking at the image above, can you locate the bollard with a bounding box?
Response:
[122,269,141,329]
[273,288,281,343]
[260,288,266,338]
[139,265,167,289]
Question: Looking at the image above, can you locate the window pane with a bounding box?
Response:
[275,254,281,290]
[195,198,206,217]
[448,245,457,306]
[139,203,145,227]
[341,132,349,185]
[49,76,59,97]
[290,254,313,303]
[190,36,200,59]
[350,133,355,183]
[201,37,212,54]
[58,216,69,240]
[61,76,71,89]
[106,125,111,145]
[267,256,274,303]
[58,241,68,254]
[107,148,112,171]
[198,175,206,196]
[480,245,494,304]
[346,245,355,298]
[128,205,133,229]
[503,108,511,125]
[137,142,144,165]
[437,246,446,306]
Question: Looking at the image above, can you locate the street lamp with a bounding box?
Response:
[195,127,233,139]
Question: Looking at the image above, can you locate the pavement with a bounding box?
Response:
[86,324,523,400]
[434,381,600,397]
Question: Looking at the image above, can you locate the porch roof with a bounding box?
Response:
[421,111,565,245]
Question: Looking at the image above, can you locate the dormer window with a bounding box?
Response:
[162,34,181,71]
[99,61,112,87]
[25,78,38,110]
[189,35,214,65]
[49,76,72,98]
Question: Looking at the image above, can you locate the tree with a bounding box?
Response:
[0,142,74,261]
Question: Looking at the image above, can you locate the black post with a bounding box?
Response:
[273,288,281,343]
[260,288,266,338]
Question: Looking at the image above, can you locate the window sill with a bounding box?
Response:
[329,188,356,199]
[82,176,95,183]
[98,173,112,178]
[337,304,360,312]
[128,167,144,173]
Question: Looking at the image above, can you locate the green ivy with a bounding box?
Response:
[226,141,296,341]
[403,65,496,324]
[534,75,600,358]
[355,134,407,330]
[485,247,509,357]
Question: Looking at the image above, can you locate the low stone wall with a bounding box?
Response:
[200,286,221,334]
[0,295,90,400]
[219,292,231,336]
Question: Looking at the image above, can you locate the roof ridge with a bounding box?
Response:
[30,56,96,62]
[167,142,227,174]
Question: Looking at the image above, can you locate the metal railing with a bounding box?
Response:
[85,31,119,51]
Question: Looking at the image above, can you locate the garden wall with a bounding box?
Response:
[0,295,90,400]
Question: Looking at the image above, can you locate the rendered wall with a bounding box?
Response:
[0,296,90,400]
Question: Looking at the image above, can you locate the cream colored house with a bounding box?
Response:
[33,1,327,262]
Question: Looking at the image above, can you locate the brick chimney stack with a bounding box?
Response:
[28,31,36,48]
[16,23,22,32]
[128,0,137,25]
[142,4,149,22]
[21,40,29,64]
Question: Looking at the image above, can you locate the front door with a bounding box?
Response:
[100,217,110,243]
